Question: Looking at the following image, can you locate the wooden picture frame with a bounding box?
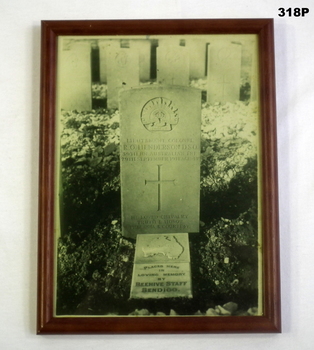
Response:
[37,19,280,334]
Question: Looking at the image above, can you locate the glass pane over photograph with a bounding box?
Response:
[54,34,262,317]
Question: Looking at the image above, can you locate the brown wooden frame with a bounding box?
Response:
[37,19,280,334]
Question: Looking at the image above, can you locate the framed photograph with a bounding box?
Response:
[37,19,280,334]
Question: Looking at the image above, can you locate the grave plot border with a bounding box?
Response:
[37,18,280,334]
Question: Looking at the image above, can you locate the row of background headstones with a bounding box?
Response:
[58,37,257,111]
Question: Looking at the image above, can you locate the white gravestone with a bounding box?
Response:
[157,44,189,86]
[186,38,207,80]
[106,46,140,109]
[132,40,151,82]
[58,41,92,111]
[207,42,242,104]
[250,40,258,102]
[119,85,201,239]
[98,39,120,84]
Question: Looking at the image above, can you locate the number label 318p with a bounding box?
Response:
[278,8,310,17]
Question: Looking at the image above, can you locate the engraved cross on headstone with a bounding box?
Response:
[145,164,175,211]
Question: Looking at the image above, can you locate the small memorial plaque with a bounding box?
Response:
[119,86,201,239]
[130,233,192,299]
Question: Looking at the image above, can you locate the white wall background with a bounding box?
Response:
[1,0,313,348]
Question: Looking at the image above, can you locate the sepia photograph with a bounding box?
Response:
[55,33,261,316]
[38,19,280,334]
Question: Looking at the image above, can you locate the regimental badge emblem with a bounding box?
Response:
[140,97,179,132]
